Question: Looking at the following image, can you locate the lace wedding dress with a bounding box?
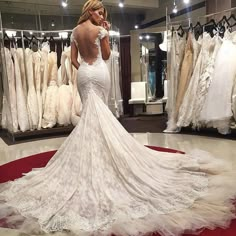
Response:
[1,28,236,236]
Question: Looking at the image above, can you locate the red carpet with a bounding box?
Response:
[0,146,235,236]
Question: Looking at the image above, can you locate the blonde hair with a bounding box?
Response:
[78,0,107,25]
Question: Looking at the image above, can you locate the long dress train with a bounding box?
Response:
[0,28,236,236]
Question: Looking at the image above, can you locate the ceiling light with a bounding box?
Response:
[119,2,124,7]
[51,20,55,27]
[145,35,150,40]
[119,0,124,8]
[183,0,190,3]
[42,32,45,35]
[62,0,68,8]
[139,36,143,40]
[134,25,139,29]
[172,5,178,14]
[29,31,33,35]
[173,0,178,14]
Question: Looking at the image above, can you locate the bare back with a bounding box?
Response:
[73,22,102,65]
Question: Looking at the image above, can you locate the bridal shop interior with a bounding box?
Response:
[1,0,236,235]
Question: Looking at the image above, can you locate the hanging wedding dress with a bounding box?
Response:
[1,27,236,236]
[32,52,43,130]
[57,50,73,126]
[16,48,27,102]
[12,48,30,132]
[68,49,83,126]
[25,48,39,130]
[41,45,49,114]
[4,48,18,132]
[192,36,222,128]
[200,31,236,134]
[177,33,211,128]
[165,32,186,132]
[41,52,59,129]
[64,47,82,126]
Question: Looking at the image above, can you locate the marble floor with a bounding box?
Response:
[1,132,236,166]
[0,132,236,235]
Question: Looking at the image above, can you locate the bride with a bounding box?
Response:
[1,0,236,235]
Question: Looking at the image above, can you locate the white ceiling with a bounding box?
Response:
[0,0,160,16]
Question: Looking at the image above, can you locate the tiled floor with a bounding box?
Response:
[0,132,236,235]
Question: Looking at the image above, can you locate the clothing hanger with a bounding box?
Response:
[217,15,230,27]
[23,34,31,48]
[42,36,48,43]
[30,35,40,51]
[188,23,194,33]
[227,14,236,24]
[30,35,40,44]
[4,33,10,41]
[176,25,185,37]
[227,14,236,29]
[49,35,56,52]
[3,33,12,49]
[217,15,231,35]
[202,19,218,36]
[193,21,203,39]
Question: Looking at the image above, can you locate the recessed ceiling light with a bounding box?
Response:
[119,2,124,8]
[135,25,139,29]
[118,0,124,8]
[172,6,178,14]
[62,0,68,8]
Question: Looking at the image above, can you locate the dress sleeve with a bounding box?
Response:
[98,27,109,39]
[70,31,78,48]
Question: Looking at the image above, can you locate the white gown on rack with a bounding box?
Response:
[200,32,236,134]
[16,48,28,103]
[12,48,30,132]
[42,52,59,129]
[57,50,73,126]
[4,48,18,132]
[1,28,236,236]
[33,52,43,130]
[177,33,211,128]
[25,48,39,130]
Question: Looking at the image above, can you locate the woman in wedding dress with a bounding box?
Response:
[1,1,236,236]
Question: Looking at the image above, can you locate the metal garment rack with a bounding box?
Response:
[167,5,236,27]
[1,27,75,142]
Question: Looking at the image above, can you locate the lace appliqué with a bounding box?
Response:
[70,32,78,48]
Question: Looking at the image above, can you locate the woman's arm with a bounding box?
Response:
[100,21,111,60]
[100,35,111,60]
[71,42,80,70]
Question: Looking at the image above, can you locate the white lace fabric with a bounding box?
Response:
[1,28,236,236]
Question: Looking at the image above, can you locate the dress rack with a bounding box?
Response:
[164,6,236,137]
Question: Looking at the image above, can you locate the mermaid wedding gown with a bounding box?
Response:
[1,28,236,236]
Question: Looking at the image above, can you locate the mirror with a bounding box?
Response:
[139,32,167,101]
[130,26,167,104]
